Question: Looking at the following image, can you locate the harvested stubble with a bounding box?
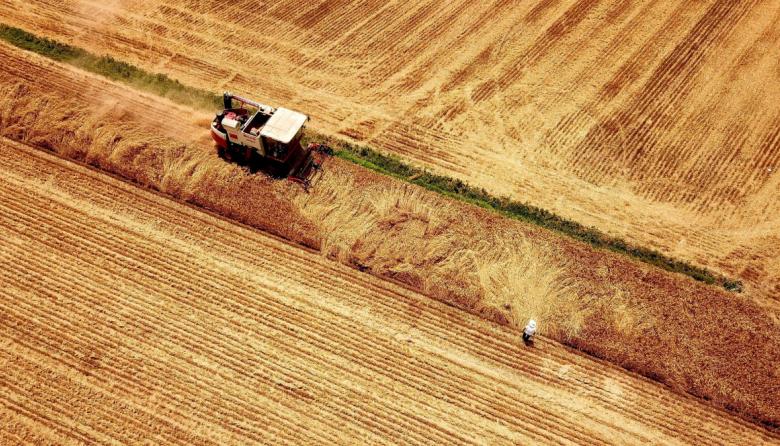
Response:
[6,138,779,445]
[1,82,779,430]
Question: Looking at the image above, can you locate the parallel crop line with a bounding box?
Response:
[0,160,748,442]
[0,152,748,444]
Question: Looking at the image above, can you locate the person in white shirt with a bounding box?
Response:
[522,319,537,344]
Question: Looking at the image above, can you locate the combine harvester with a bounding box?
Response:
[211,92,330,189]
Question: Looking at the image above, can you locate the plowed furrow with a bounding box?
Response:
[0,357,217,446]
[0,388,105,445]
[0,317,376,446]
[0,263,388,445]
[0,401,83,446]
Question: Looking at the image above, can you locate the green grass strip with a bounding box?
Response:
[0,23,743,292]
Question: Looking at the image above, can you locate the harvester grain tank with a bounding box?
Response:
[211,92,329,189]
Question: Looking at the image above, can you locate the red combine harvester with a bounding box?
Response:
[211,92,330,189]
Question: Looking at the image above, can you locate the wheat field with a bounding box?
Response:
[1,43,779,428]
[1,0,778,302]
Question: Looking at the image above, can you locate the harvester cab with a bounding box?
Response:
[211,92,330,190]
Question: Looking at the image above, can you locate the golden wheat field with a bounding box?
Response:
[6,138,779,445]
[2,1,780,443]
[1,0,778,301]
[2,42,779,433]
